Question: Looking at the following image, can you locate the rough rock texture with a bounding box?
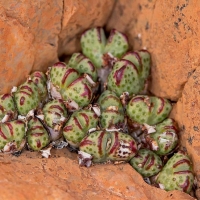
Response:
[107,2,200,196]
[170,67,200,194]
[0,0,200,199]
[0,149,194,200]
[0,0,115,94]
[58,0,115,56]
[107,0,199,101]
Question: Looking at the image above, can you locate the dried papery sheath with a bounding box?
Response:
[143,123,156,134]
[40,144,53,158]
[91,104,101,117]
[78,151,93,167]
[145,118,178,155]
[64,100,79,112]
[53,140,68,149]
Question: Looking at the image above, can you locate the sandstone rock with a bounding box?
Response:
[0,149,195,200]
[170,67,200,192]
[0,5,34,94]
[0,0,199,199]
[0,0,62,94]
[0,0,114,93]
[58,0,115,56]
[107,0,200,101]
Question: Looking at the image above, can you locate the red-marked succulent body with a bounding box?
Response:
[27,117,50,151]
[14,79,40,116]
[30,71,48,102]
[63,109,98,148]
[107,50,151,97]
[122,50,151,88]
[107,60,140,97]
[145,118,178,155]
[0,120,26,151]
[81,27,128,69]
[42,99,68,141]
[68,53,98,81]
[97,90,124,129]
[127,95,172,125]
[79,131,137,163]
[156,151,194,193]
[0,93,17,122]
[48,62,95,109]
[130,149,163,177]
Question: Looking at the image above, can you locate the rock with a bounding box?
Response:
[0,0,199,199]
[0,5,34,94]
[107,0,200,101]
[0,149,195,200]
[0,0,114,93]
[170,67,200,186]
[58,0,115,56]
[0,0,62,93]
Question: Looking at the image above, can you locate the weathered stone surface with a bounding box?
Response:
[0,149,194,200]
[107,0,200,101]
[0,0,62,93]
[0,0,199,199]
[0,5,34,94]
[170,67,200,191]
[58,0,115,56]
[0,0,114,93]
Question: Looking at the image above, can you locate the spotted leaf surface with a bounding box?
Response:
[107,60,140,96]
[63,109,98,148]
[130,149,163,177]
[156,151,194,193]
[127,95,172,125]
[81,27,129,69]
[14,79,40,116]
[69,53,97,81]
[30,71,48,101]
[145,118,178,155]
[0,120,25,150]
[0,93,17,122]
[79,131,137,163]
[97,90,124,129]
[27,117,50,151]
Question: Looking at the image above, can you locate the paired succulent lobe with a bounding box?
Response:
[63,109,98,148]
[0,120,26,151]
[127,95,172,125]
[130,149,163,177]
[27,117,50,151]
[79,131,137,163]
[156,151,194,193]
[145,118,178,155]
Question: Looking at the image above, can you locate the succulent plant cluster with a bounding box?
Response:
[0,27,195,195]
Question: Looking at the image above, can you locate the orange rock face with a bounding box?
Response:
[107,0,200,101]
[0,0,200,199]
[107,1,200,198]
[0,149,195,200]
[0,0,115,93]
